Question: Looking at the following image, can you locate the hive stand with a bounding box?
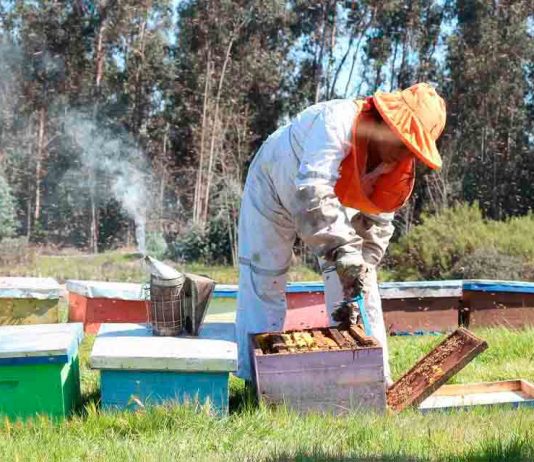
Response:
[0,323,84,420]
[0,277,61,325]
[90,323,237,415]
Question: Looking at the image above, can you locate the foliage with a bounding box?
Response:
[167,219,233,265]
[0,237,33,267]
[0,174,15,240]
[387,203,534,280]
[0,1,531,259]
[145,231,168,260]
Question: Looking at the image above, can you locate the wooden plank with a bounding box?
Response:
[349,325,378,347]
[340,330,359,348]
[270,334,289,354]
[0,323,83,361]
[387,328,488,413]
[382,297,460,333]
[101,369,230,415]
[520,380,534,397]
[311,330,328,350]
[256,348,383,373]
[256,363,386,414]
[90,324,237,372]
[328,328,352,349]
[431,380,521,396]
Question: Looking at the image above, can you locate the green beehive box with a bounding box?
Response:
[0,323,84,420]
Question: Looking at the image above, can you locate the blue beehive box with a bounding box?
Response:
[90,323,237,415]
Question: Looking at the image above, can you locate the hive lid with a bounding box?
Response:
[66,280,145,301]
[463,279,534,294]
[0,277,61,300]
[0,323,84,365]
[90,323,237,372]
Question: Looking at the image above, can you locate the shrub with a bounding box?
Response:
[386,203,534,281]
[145,231,168,260]
[167,219,233,265]
[0,175,15,240]
[451,248,528,280]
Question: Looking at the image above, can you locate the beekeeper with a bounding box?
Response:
[236,82,446,384]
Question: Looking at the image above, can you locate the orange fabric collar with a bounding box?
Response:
[334,98,416,214]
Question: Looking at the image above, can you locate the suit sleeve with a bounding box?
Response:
[292,102,363,263]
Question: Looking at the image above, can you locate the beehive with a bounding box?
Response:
[462,280,534,329]
[251,326,386,414]
[67,280,147,333]
[90,323,237,415]
[0,323,84,420]
[0,277,60,325]
[380,280,463,334]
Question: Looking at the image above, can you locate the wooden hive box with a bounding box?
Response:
[67,280,147,333]
[0,277,60,325]
[69,281,239,333]
[380,281,463,334]
[0,323,84,420]
[462,280,534,329]
[213,283,328,330]
[90,323,237,415]
[251,326,386,414]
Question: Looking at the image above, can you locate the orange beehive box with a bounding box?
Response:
[67,280,147,333]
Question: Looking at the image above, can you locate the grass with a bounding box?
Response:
[1,327,533,461]
[0,248,320,284]
[1,250,534,460]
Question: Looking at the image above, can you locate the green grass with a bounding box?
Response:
[1,250,533,460]
[0,248,320,284]
[1,327,533,461]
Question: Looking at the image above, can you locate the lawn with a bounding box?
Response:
[0,247,319,284]
[1,251,533,461]
[0,327,533,461]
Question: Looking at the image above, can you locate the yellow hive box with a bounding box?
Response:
[0,277,60,325]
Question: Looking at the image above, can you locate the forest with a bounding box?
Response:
[0,0,532,274]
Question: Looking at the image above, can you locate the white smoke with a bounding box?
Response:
[63,112,150,253]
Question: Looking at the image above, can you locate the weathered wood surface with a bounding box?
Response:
[382,297,460,333]
[91,323,237,372]
[349,325,378,347]
[463,291,534,328]
[0,323,83,361]
[419,380,534,410]
[387,328,488,413]
[66,280,145,301]
[253,347,386,414]
[0,277,60,299]
[100,369,230,415]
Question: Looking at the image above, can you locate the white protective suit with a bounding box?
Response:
[236,99,395,382]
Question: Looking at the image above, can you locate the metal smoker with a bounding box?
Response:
[145,256,215,336]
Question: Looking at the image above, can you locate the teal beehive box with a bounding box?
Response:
[90,323,237,415]
[0,323,84,420]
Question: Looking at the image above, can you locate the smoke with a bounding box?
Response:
[63,112,151,253]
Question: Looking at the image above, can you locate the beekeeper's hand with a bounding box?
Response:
[335,251,370,299]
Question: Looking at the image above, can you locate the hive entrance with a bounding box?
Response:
[254,325,379,355]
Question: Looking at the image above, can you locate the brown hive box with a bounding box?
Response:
[250,326,387,415]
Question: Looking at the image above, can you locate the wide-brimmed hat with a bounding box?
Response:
[373,82,446,170]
